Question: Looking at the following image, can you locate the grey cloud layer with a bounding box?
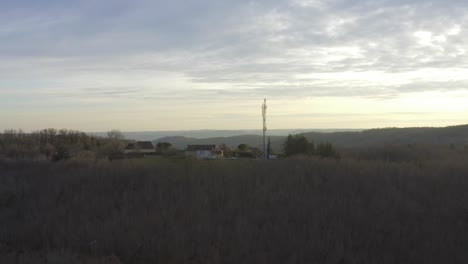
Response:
[1,0,468,102]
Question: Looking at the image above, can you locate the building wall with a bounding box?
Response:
[186,150,215,159]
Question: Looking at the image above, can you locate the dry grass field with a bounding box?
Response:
[1,157,468,263]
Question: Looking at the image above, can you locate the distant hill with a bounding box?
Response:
[153,125,468,151]
[300,124,468,148]
[91,129,361,141]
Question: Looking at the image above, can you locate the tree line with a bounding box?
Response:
[283,134,339,159]
[0,129,339,161]
[0,129,125,161]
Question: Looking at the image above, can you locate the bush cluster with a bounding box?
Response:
[284,134,339,158]
[0,129,125,161]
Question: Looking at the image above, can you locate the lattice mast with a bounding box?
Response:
[262,98,267,159]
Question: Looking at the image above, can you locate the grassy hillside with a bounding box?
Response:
[2,158,468,263]
[301,124,468,148]
[154,124,468,151]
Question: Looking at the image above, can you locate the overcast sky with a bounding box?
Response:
[1,0,468,131]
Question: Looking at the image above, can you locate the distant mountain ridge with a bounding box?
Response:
[91,129,361,141]
[152,125,468,151]
[300,125,468,148]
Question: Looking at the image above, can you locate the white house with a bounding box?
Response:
[185,145,223,159]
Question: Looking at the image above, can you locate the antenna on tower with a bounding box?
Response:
[262,98,267,160]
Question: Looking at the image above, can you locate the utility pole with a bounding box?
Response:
[262,98,267,160]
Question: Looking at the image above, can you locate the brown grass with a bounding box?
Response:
[1,157,468,263]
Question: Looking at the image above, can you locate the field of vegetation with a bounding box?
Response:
[2,128,468,263]
[2,154,468,263]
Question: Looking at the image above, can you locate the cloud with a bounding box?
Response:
[2,0,468,130]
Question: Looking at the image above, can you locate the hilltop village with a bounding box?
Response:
[122,141,270,160]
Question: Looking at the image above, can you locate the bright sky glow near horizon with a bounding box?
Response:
[2,0,468,132]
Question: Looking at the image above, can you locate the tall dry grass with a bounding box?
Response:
[1,157,468,263]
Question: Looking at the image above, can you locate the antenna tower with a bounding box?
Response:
[262,98,267,159]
